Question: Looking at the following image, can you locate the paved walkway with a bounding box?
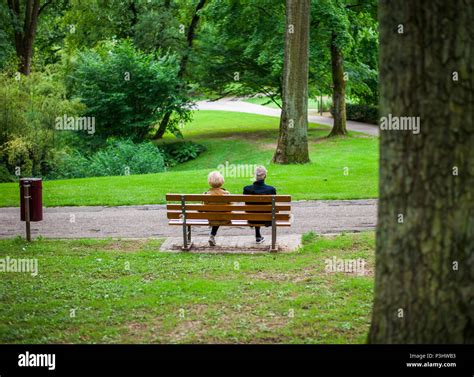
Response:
[196,97,379,136]
[160,234,302,253]
[0,200,377,239]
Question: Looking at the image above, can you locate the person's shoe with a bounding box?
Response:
[256,237,265,244]
[209,235,216,246]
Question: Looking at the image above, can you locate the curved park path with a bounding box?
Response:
[196,97,379,136]
[0,200,376,239]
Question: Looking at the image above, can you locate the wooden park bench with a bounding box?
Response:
[166,194,292,252]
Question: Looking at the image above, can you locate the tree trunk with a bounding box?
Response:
[328,32,347,137]
[272,0,310,164]
[7,0,42,76]
[154,111,171,139]
[369,0,474,343]
[152,0,207,139]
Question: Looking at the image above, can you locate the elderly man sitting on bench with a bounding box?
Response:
[243,166,277,244]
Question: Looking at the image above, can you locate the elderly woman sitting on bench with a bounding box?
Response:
[204,171,230,246]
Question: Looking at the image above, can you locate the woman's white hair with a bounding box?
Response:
[208,171,225,188]
[255,166,267,181]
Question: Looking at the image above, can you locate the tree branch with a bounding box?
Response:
[345,3,362,9]
[38,0,53,15]
[179,0,207,78]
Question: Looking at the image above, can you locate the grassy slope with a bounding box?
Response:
[0,111,378,207]
[0,232,374,343]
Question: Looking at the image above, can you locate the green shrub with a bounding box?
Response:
[159,142,206,167]
[88,139,166,176]
[48,139,166,179]
[70,40,193,143]
[0,71,84,177]
[47,150,91,179]
[345,103,378,124]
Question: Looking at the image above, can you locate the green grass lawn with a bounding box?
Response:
[0,111,378,207]
[0,232,374,344]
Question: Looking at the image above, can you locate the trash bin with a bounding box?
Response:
[20,178,43,222]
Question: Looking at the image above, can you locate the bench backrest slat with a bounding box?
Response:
[166,194,291,203]
[166,204,291,212]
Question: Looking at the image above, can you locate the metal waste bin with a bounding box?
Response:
[20,178,43,222]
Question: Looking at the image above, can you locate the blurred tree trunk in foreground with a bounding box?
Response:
[369,0,473,343]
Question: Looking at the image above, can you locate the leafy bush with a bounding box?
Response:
[344,62,379,107]
[0,71,84,177]
[159,142,206,167]
[46,140,205,179]
[88,139,166,177]
[345,103,378,124]
[0,165,15,183]
[70,40,193,143]
[49,139,166,179]
[47,150,91,179]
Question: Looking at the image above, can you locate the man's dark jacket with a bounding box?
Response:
[243,180,277,226]
[243,180,277,195]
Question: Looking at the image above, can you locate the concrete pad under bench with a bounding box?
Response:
[159,234,302,254]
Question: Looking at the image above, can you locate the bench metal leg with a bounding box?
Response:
[270,196,277,252]
[271,225,277,252]
[181,195,192,250]
[182,222,188,250]
[182,226,192,251]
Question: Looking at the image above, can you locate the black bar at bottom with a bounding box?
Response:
[0,344,472,377]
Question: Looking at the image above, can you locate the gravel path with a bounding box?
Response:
[196,97,379,136]
[0,200,377,239]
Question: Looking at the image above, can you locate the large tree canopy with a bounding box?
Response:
[70,40,192,143]
[0,0,382,180]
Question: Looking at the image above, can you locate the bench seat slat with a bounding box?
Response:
[166,194,291,203]
[168,219,291,227]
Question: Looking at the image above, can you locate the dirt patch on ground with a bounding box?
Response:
[100,239,155,252]
[121,303,290,343]
[167,319,207,342]
[127,322,149,333]
[164,304,209,342]
[246,262,373,282]
[246,267,317,283]
[321,264,374,277]
[199,304,289,344]
[121,319,164,342]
